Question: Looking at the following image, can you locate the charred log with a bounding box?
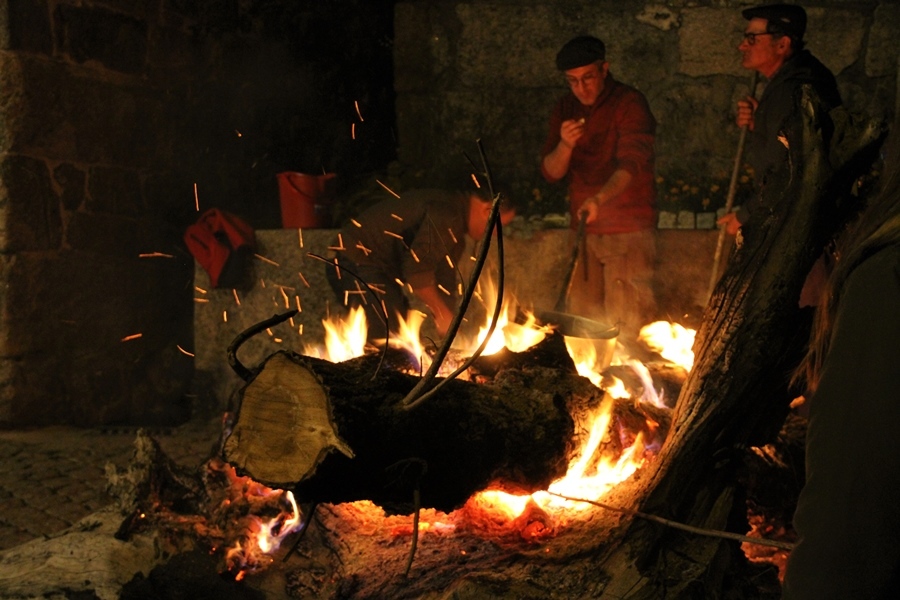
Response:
[222,332,642,515]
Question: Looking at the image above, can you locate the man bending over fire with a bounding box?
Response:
[325,185,516,341]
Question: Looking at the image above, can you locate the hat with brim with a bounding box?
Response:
[742,3,806,40]
[556,36,606,71]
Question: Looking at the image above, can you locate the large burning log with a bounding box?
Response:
[222,332,665,515]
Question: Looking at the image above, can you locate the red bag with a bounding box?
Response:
[184,209,256,288]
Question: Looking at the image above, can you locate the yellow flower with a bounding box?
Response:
[655,176,665,184]
[669,187,679,194]
[710,184,720,193]
[739,175,749,184]
[702,198,710,208]
[681,184,690,192]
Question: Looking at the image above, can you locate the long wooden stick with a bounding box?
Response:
[554,211,587,313]
[549,492,795,551]
[706,71,759,302]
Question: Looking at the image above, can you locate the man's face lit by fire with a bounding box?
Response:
[739,18,792,78]
[564,61,609,107]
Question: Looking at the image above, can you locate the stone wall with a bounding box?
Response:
[2,0,894,426]
[0,0,395,426]
[393,0,899,217]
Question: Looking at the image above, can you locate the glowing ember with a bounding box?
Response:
[639,320,696,370]
[212,462,306,579]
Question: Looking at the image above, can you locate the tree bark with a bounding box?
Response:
[587,88,887,597]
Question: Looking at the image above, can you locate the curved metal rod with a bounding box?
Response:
[227,309,299,381]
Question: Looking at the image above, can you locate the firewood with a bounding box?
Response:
[222,332,613,514]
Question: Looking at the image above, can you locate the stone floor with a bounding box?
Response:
[0,417,223,552]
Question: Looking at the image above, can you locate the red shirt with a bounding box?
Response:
[541,75,657,235]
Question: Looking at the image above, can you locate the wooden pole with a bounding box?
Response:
[706,71,759,302]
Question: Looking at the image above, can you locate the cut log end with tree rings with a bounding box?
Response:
[223,352,354,487]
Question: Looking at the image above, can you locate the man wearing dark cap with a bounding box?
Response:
[541,35,657,340]
[718,3,842,237]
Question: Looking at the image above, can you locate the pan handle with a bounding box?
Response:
[554,211,588,313]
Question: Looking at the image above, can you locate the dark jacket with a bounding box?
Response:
[740,50,842,223]
[782,244,900,599]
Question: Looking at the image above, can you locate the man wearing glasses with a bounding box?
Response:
[718,3,842,237]
[541,35,657,342]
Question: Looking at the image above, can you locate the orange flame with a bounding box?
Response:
[304,305,369,362]
[639,320,696,371]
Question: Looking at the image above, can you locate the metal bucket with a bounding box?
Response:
[534,309,618,370]
[277,172,336,228]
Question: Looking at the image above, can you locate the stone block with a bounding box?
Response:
[53,4,148,75]
[805,7,866,77]
[678,8,745,77]
[0,0,52,55]
[53,163,85,211]
[676,210,696,229]
[866,3,900,77]
[393,3,446,93]
[653,229,728,323]
[2,54,171,166]
[0,154,61,252]
[696,212,716,230]
[454,3,671,90]
[192,228,340,410]
[86,166,143,217]
[657,211,676,229]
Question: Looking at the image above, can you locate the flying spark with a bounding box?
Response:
[376,179,401,198]
[254,254,280,267]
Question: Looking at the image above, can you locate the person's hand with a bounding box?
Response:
[717,212,741,235]
[736,96,758,130]
[580,200,599,225]
[559,118,585,149]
